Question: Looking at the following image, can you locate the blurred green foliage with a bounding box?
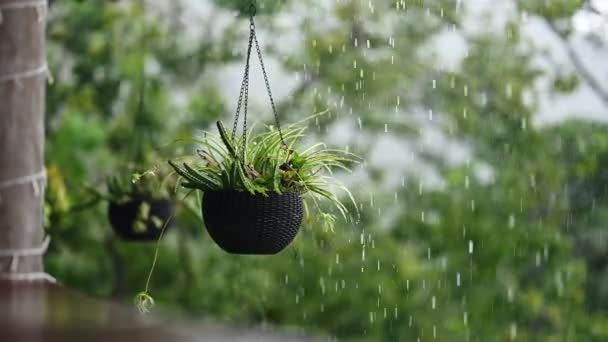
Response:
[44,0,608,340]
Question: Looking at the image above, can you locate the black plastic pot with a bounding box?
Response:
[108,195,174,242]
[202,191,304,255]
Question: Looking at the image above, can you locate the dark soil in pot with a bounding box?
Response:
[202,191,304,255]
[108,195,174,242]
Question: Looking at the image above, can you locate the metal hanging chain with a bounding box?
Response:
[251,21,286,146]
[231,1,287,163]
[231,17,255,162]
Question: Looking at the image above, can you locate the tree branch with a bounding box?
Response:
[545,20,608,108]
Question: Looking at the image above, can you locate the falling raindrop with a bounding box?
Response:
[468,240,474,254]
[510,322,517,339]
[457,272,461,287]
[432,296,436,309]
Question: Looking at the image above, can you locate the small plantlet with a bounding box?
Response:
[134,291,155,314]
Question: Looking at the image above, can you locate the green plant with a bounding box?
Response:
[168,118,358,229]
[107,165,175,204]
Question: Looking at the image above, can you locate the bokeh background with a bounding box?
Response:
[44,0,608,340]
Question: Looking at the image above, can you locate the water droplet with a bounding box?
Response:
[456,272,461,287]
[431,296,436,309]
[468,240,474,254]
[510,322,517,339]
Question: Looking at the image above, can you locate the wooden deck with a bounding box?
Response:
[0,280,310,342]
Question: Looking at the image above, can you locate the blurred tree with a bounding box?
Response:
[43,0,608,341]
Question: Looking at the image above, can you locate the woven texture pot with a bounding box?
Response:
[108,196,174,242]
[202,191,304,254]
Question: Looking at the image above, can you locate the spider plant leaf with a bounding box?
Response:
[182,163,221,189]
[217,121,239,160]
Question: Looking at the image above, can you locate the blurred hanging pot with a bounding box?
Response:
[108,194,174,242]
[105,167,175,242]
[202,191,304,254]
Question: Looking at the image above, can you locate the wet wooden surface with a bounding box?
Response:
[0,280,310,342]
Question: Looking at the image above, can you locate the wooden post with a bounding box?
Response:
[0,0,47,275]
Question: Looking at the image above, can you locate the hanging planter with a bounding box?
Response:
[104,67,176,242]
[166,2,358,255]
[106,173,175,242]
[108,194,174,242]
